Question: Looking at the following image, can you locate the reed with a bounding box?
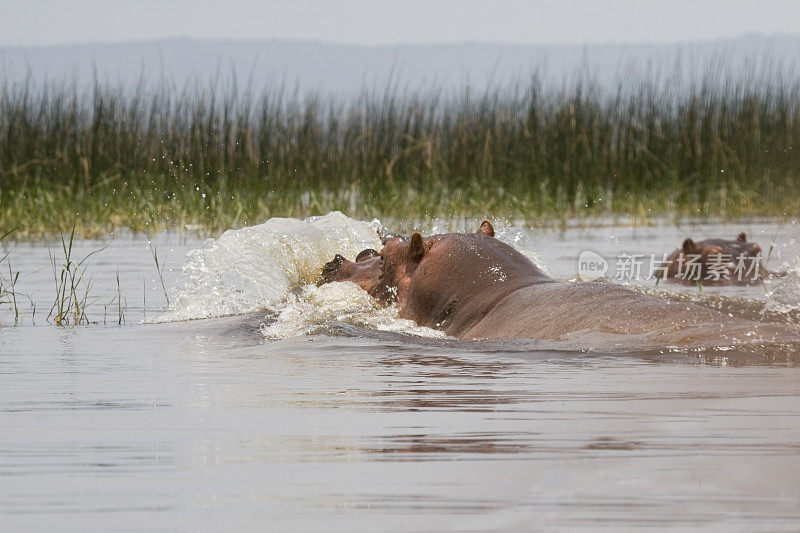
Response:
[146,233,170,306]
[101,270,126,326]
[2,60,800,238]
[46,227,108,325]
[0,228,18,323]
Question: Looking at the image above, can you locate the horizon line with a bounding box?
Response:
[0,31,794,52]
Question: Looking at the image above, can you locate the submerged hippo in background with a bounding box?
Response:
[319,222,799,350]
[657,232,779,285]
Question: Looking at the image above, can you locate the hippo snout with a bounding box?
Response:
[317,252,383,292]
[319,254,345,285]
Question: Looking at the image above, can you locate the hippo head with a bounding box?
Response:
[664,232,765,283]
[319,221,496,305]
[370,233,424,304]
[686,233,762,263]
[318,248,382,293]
[370,220,496,305]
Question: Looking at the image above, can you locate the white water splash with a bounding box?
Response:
[495,225,552,276]
[261,282,445,340]
[160,212,382,321]
[765,265,800,314]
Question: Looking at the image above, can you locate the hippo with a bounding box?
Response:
[319,222,799,350]
[657,233,774,285]
[319,248,381,293]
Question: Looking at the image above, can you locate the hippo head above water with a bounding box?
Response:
[318,248,382,294]
[320,221,501,305]
[659,232,768,284]
[319,220,556,336]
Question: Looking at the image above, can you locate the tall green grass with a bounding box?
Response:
[2,61,800,238]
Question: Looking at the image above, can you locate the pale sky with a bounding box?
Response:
[2,0,800,47]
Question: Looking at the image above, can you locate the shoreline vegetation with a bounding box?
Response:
[2,61,800,239]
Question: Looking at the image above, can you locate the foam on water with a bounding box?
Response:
[161,212,382,322]
[766,265,800,315]
[260,282,445,340]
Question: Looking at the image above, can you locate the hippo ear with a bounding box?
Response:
[737,232,747,242]
[408,232,425,262]
[682,238,698,255]
[477,220,495,237]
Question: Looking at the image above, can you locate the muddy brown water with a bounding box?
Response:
[2,216,800,530]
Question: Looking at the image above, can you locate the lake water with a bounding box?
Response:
[2,213,800,530]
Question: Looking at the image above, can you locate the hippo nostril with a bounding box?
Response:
[334,254,345,263]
